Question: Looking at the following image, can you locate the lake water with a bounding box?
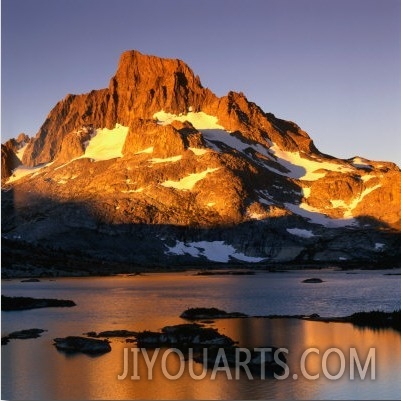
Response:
[2,268,401,400]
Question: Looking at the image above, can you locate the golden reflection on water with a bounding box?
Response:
[2,318,401,400]
[2,272,401,400]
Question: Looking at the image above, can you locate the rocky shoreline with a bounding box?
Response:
[2,258,401,281]
[2,236,401,279]
[179,307,401,333]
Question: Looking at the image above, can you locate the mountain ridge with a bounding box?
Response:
[2,50,400,272]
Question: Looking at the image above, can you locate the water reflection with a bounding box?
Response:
[3,318,399,400]
[2,272,401,399]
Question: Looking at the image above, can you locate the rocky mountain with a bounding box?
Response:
[2,50,401,274]
[1,133,30,180]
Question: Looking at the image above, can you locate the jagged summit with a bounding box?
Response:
[2,50,401,271]
[19,50,318,168]
[21,50,214,167]
[109,50,212,117]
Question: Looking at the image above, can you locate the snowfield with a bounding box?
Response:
[286,228,316,238]
[269,144,354,181]
[285,202,357,227]
[6,163,53,184]
[161,168,219,190]
[166,240,265,263]
[84,124,129,161]
[153,110,357,183]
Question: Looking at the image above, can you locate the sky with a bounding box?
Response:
[2,0,401,166]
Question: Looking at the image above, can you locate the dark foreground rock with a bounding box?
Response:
[135,321,286,376]
[53,336,111,354]
[180,307,248,320]
[1,295,76,311]
[2,329,47,345]
[346,310,401,331]
[135,323,235,347]
[302,278,324,283]
[86,330,137,338]
[260,310,401,332]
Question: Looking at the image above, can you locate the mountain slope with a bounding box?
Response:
[2,50,401,272]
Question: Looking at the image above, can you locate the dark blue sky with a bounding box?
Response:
[2,0,401,165]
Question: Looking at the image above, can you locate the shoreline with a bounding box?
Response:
[2,264,401,280]
[2,236,400,279]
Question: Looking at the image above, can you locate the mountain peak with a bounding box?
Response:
[108,50,214,121]
[2,50,401,271]
[19,50,217,167]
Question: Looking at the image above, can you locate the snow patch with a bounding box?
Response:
[154,110,357,184]
[374,243,385,251]
[302,187,311,198]
[161,168,219,190]
[83,124,128,161]
[257,190,275,206]
[121,188,143,193]
[258,198,273,206]
[285,202,357,227]
[135,147,154,155]
[330,199,348,208]
[16,143,28,160]
[166,240,265,263]
[149,155,182,164]
[270,144,353,181]
[154,110,272,159]
[343,185,381,217]
[248,212,265,220]
[352,157,372,169]
[361,174,375,183]
[6,162,53,184]
[286,228,315,238]
[189,147,209,156]
[154,110,224,130]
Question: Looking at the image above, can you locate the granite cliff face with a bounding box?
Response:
[2,50,401,272]
[1,134,30,179]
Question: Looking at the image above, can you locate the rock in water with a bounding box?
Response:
[302,278,324,283]
[1,295,76,311]
[180,307,248,320]
[2,329,47,345]
[135,323,235,347]
[53,336,111,354]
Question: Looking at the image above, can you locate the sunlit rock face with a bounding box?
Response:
[2,50,401,269]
